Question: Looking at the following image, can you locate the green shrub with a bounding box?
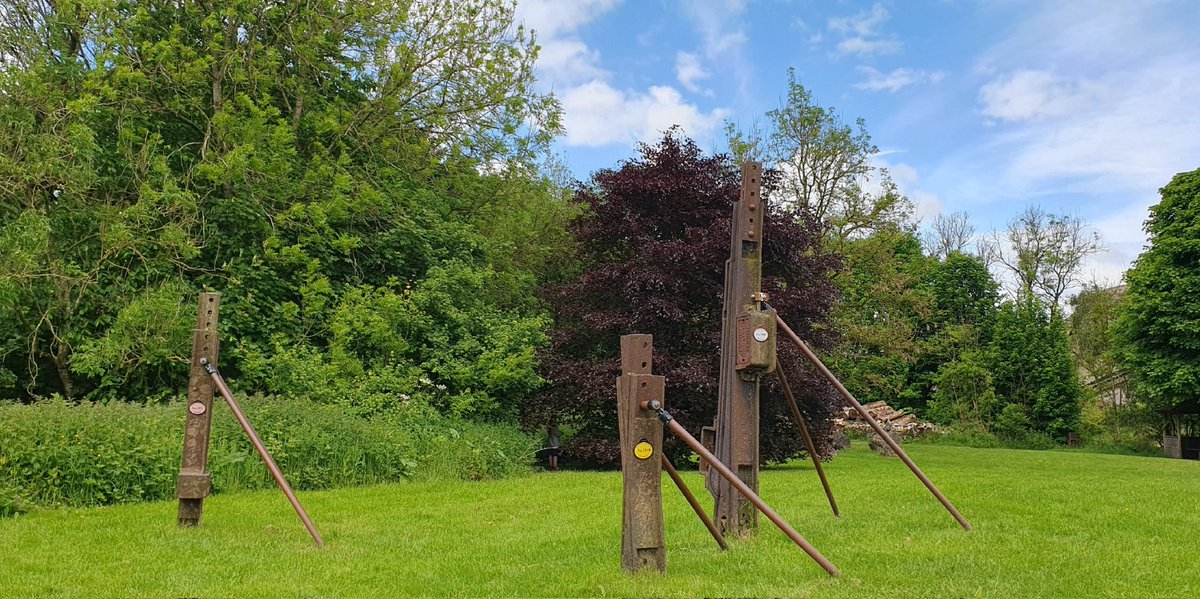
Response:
[391,418,537,482]
[207,395,418,493]
[1077,401,1161,456]
[0,398,181,508]
[0,395,534,516]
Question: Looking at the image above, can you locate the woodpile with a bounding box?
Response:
[832,401,941,456]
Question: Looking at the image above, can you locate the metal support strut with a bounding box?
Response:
[771,314,973,532]
[661,455,728,551]
[200,358,325,547]
[645,400,840,577]
[775,367,840,518]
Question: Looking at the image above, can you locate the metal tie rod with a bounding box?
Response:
[200,358,326,547]
[645,400,840,577]
[776,367,840,518]
[661,454,728,551]
[773,315,973,532]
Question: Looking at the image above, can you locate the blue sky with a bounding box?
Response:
[515,0,1200,287]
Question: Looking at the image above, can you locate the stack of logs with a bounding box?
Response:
[834,401,940,457]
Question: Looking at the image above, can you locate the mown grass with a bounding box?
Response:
[2,444,1197,598]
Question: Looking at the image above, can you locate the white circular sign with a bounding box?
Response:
[753,327,769,342]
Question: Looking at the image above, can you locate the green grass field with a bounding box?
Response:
[2,444,1197,598]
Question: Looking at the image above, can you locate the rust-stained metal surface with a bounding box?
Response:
[661,454,727,551]
[708,161,769,538]
[775,315,973,532]
[202,358,326,548]
[617,334,666,572]
[654,403,839,577]
[776,367,840,518]
[177,292,219,525]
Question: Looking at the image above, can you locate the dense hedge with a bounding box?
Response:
[0,397,535,517]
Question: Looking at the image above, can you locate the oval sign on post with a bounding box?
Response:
[753,327,769,342]
[634,440,654,460]
[188,402,207,415]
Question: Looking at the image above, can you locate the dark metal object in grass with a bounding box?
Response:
[773,314,973,532]
[775,367,840,518]
[660,454,727,551]
[646,400,841,577]
[200,357,326,548]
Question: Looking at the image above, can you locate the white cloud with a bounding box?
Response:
[828,3,890,37]
[679,0,753,100]
[978,70,1102,122]
[681,0,749,59]
[516,0,622,39]
[855,66,946,93]
[928,1,1200,285]
[828,3,901,56]
[837,37,902,56]
[560,80,729,147]
[675,52,711,94]
[536,38,607,84]
[517,0,622,85]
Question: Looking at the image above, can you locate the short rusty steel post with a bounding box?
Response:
[201,358,325,548]
[617,334,666,572]
[648,401,840,577]
[661,455,727,551]
[177,292,220,526]
[775,315,973,532]
[709,160,774,539]
[776,367,840,518]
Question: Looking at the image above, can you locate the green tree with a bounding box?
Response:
[984,205,1104,318]
[829,230,932,409]
[726,68,913,246]
[988,297,1082,439]
[1115,168,1200,412]
[0,0,567,410]
[1068,284,1126,384]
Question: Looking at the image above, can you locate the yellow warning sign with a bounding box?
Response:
[634,441,654,460]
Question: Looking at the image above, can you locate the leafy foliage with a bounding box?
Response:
[987,297,1082,439]
[1115,167,1200,412]
[528,131,842,466]
[0,394,535,512]
[0,0,570,415]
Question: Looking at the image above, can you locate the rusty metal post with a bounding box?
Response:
[648,401,840,577]
[177,292,220,526]
[776,367,840,518]
[661,455,727,551]
[775,315,973,531]
[201,358,325,548]
[617,334,666,572]
[708,160,773,538]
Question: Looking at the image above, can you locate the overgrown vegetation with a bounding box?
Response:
[0,396,534,516]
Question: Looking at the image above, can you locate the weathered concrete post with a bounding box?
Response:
[177,292,220,526]
[707,161,777,538]
[617,334,667,572]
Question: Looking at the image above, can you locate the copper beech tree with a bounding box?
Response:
[526,131,842,467]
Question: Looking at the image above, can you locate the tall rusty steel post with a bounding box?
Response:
[707,161,777,538]
[177,292,220,526]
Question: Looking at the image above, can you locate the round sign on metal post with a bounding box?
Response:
[634,440,654,460]
[753,327,769,342]
[189,402,207,415]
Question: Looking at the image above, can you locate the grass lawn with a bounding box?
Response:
[2,443,1197,598]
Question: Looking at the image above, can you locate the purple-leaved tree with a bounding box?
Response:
[524,130,843,467]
